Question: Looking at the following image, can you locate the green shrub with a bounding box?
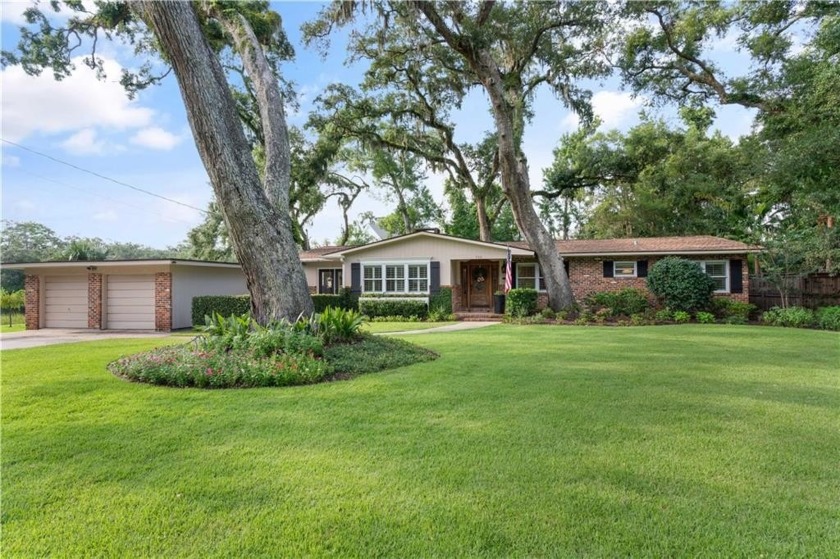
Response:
[762,306,816,328]
[192,295,251,327]
[108,344,328,388]
[673,310,691,324]
[586,288,649,317]
[594,308,611,324]
[317,307,365,344]
[323,334,437,376]
[695,311,716,324]
[428,308,454,322]
[429,287,453,315]
[198,312,254,351]
[629,313,648,326]
[246,327,324,359]
[359,298,428,319]
[655,309,673,322]
[646,257,715,313]
[540,307,556,319]
[711,298,755,321]
[369,315,422,322]
[816,306,840,331]
[506,288,538,318]
[312,295,342,313]
[199,314,324,357]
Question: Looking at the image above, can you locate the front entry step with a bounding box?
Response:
[455,312,504,322]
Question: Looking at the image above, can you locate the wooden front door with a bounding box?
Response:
[468,263,492,309]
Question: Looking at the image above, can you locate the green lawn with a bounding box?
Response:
[0,311,25,333]
[363,320,456,333]
[3,326,838,557]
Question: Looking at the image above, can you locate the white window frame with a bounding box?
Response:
[515,262,546,292]
[698,260,729,293]
[613,261,637,278]
[361,261,430,295]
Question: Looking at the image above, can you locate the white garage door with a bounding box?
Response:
[107,275,155,330]
[45,276,88,328]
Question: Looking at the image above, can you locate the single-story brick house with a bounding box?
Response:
[8,232,759,331]
[300,231,760,312]
[8,260,246,331]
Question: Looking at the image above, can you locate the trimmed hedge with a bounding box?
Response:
[506,288,538,317]
[429,287,453,314]
[192,295,250,326]
[359,298,428,319]
[586,288,649,317]
[192,289,360,326]
[313,288,359,312]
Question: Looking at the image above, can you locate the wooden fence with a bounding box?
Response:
[749,273,840,310]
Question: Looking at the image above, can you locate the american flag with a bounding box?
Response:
[504,248,513,293]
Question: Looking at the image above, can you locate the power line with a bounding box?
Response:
[1,138,208,214]
[14,168,201,225]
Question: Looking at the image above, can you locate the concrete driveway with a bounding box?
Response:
[1,329,173,350]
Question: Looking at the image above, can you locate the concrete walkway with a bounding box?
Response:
[379,321,499,336]
[0,321,501,350]
[1,329,172,350]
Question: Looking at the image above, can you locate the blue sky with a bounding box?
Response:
[1,1,758,249]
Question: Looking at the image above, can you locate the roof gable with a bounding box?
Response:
[325,231,533,258]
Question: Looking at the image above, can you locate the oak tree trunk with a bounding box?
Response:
[135,1,313,323]
[471,59,573,309]
[475,195,492,242]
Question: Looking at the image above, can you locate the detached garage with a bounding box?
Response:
[11,260,246,331]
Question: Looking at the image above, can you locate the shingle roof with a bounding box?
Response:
[298,246,345,261]
[506,236,759,256]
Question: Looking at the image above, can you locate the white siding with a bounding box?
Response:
[342,236,511,285]
[171,266,247,329]
[45,276,88,328]
[106,275,155,330]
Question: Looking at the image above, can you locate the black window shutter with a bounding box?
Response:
[603,261,614,278]
[730,259,743,293]
[511,262,517,287]
[350,262,361,295]
[637,260,648,278]
[430,261,440,294]
[564,259,570,276]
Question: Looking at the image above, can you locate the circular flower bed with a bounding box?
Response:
[108,344,328,388]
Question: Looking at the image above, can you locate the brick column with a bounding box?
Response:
[24,274,40,330]
[154,272,172,332]
[87,273,102,329]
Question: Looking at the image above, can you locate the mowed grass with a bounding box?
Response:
[2,326,838,557]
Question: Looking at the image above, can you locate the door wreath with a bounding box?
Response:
[472,266,487,292]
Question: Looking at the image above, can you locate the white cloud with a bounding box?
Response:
[93,209,119,222]
[1,56,155,142]
[15,199,36,211]
[60,128,107,155]
[1,0,98,25]
[2,153,21,167]
[129,127,183,151]
[155,194,205,225]
[561,91,645,132]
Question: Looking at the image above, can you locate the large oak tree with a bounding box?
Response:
[307,1,612,309]
[3,1,313,322]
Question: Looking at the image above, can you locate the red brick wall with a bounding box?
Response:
[88,273,102,329]
[451,284,465,311]
[24,275,40,330]
[154,272,172,332]
[516,254,751,309]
